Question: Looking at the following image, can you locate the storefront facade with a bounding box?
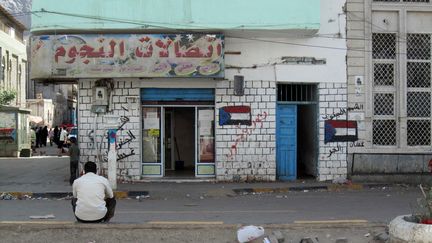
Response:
[30,0,348,182]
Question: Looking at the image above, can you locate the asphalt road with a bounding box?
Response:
[0,187,420,224]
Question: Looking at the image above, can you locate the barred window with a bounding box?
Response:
[374,63,394,86]
[407,120,431,146]
[373,120,397,145]
[374,93,395,115]
[372,33,397,146]
[372,33,397,59]
[406,33,432,146]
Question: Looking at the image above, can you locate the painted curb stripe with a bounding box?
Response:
[294,220,368,224]
[148,221,224,225]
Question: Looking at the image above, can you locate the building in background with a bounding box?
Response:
[346,0,432,183]
[30,0,347,182]
[0,4,30,156]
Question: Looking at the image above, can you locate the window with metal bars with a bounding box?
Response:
[372,33,397,146]
[277,84,317,102]
[406,33,432,146]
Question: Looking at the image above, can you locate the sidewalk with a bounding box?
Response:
[0,146,395,200]
[0,160,391,201]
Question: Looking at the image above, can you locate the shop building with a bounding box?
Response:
[30,0,347,181]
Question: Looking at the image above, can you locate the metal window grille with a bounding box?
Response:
[407,92,431,117]
[374,63,394,86]
[277,84,317,102]
[372,33,396,59]
[373,120,397,145]
[407,62,431,87]
[374,93,395,115]
[372,33,397,146]
[408,120,431,146]
[407,34,431,60]
[406,33,432,146]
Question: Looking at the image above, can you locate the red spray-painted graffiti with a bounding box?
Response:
[226,111,268,159]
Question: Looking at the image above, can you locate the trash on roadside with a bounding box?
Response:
[237,225,265,243]
[0,193,16,200]
[332,177,351,185]
[299,237,319,243]
[29,214,55,219]
[364,233,370,237]
[136,195,150,201]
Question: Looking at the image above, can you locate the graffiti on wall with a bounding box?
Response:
[226,111,268,159]
[0,128,16,143]
[323,103,365,158]
[102,115,137,162]
[31,34,224,79]
[0,113,16,143]
[219,106,252,126]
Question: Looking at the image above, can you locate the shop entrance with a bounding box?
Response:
[140,87,216,179]
[164,107,195,177]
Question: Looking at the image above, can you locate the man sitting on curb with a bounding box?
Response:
[71,161,116,223]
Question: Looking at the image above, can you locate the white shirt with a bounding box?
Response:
[59,129,68,142]
[72,172,114,221]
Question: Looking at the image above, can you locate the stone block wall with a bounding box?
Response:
[78,79,141,181]
[318,82,348,181]
[215,80,277,181]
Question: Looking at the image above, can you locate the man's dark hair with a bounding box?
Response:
[84,162,97,174]
[70,137,77,144]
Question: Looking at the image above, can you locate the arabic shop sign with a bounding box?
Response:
[30,34,224,79]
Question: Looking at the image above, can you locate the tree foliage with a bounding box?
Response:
[0,89,16,105]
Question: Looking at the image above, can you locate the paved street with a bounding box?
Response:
[0,154,423,242]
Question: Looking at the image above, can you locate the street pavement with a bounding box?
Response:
[0,148,423,242]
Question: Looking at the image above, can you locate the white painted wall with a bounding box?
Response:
[225,0,347,83]
[0,30,27,107]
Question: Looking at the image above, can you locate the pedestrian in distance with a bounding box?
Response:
[53,126,59,145]
[71,161,116,223]
[35,127,41,148]
[41,126,48,147]
[68,137,80,185]
[48,128,54,146]
[58,126,68,156]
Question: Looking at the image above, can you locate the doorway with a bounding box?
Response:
[276,83,318,181]
[164,107,195,178]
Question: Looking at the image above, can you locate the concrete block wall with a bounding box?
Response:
[215,80,276,182]
[318,82,348,181]
[78,79,141,181]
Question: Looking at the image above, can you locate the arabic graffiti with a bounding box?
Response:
[328,144,343,158]
[226,111,268,160]
[322,103,364,120]
[31,34,225,78]
[101,115,137,162]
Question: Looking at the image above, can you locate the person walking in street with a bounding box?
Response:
[69,137,80,185]
[58,127,68,156]
[71,161,116,223]
[35,127,41,148]
[53,126,59,145]
[48,128,54,146]
[41,126,48,147]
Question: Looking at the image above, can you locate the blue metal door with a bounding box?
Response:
[276,104,297,181]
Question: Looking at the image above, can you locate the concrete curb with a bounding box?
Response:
[231,183,390,195]
[1,183,393,199]
[0,221,385,230]
[0,191,149,199]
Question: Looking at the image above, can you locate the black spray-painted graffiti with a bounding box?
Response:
[226,111,268,160]
[322,103,363,120]
[101,115,137,162]
[328,144,343,158]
